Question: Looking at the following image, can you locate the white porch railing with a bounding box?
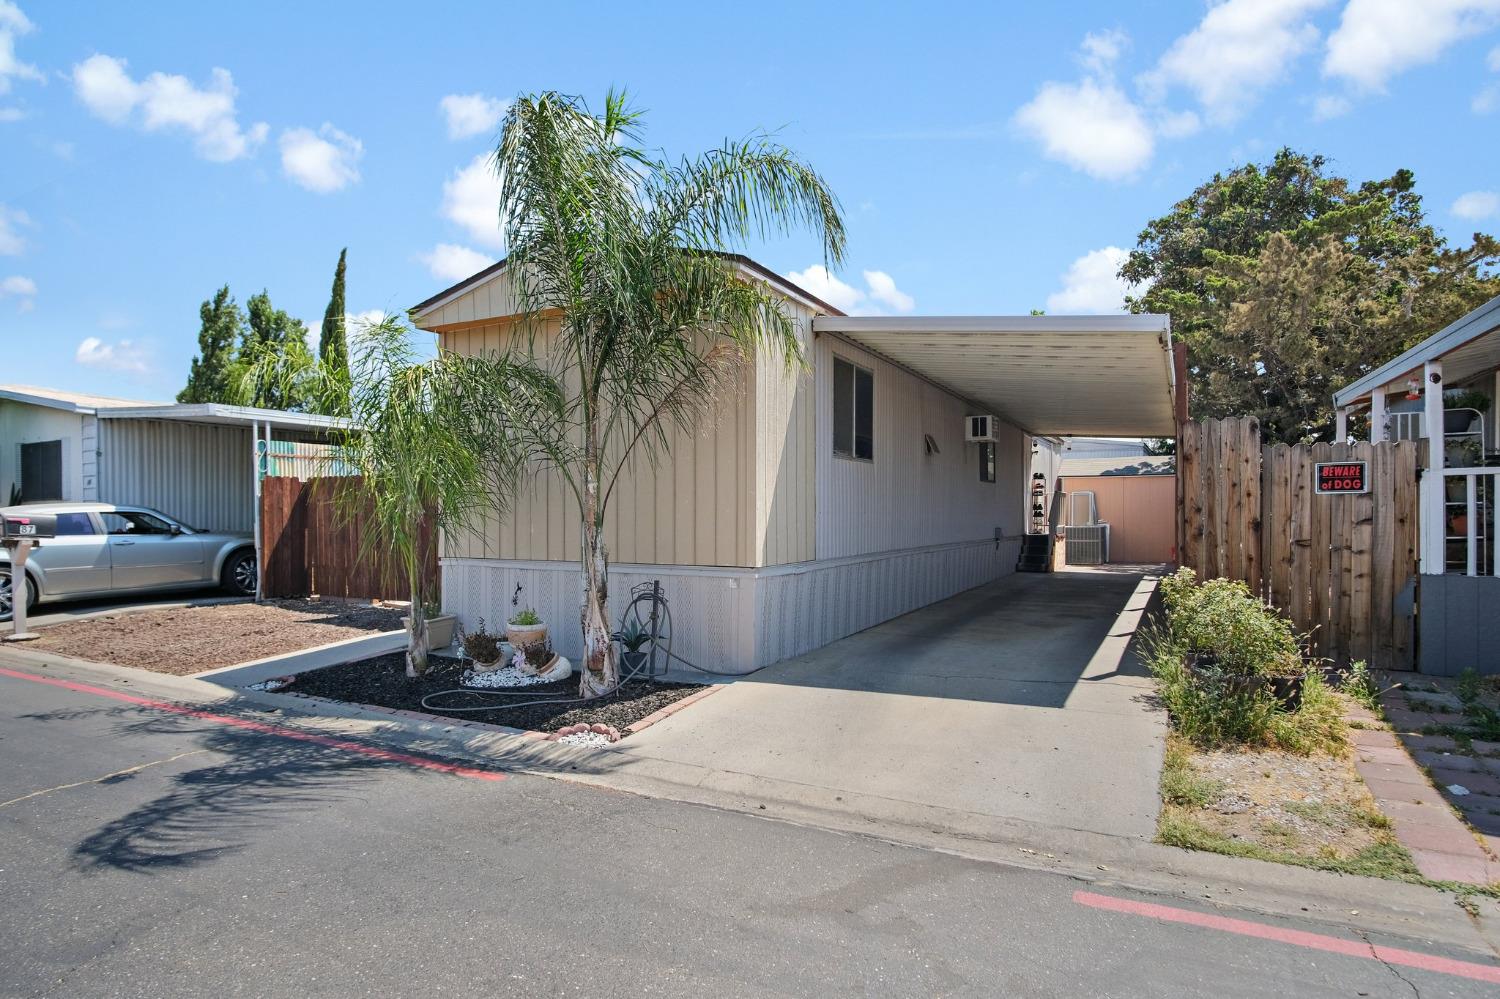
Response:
[1442,467,1497,576]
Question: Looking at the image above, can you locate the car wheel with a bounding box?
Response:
[0,569,36,623]
[223,550,258,596]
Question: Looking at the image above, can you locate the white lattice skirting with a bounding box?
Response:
[442,536,1021,674]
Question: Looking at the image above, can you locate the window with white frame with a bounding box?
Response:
[832,356,874,461]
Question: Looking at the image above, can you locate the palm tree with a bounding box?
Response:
[489,91,845,697]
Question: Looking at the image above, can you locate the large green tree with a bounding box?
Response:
[1123,149,1500,443]
[319,247,350,381]
[492,90,845,697]
[178,285,243,404]
[239,290,315,410]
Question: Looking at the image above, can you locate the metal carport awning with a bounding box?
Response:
[812,315,1178,438]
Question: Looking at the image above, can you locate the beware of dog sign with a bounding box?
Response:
[1314,461,1368,495]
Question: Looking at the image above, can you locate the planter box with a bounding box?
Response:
[400,613,458,652]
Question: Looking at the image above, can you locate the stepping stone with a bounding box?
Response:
[1356,745,1412,766]
[1416,751,1486,774]
[1410,849,1494,885]
[1473,739,1500,757]
[1399,734,1459,754]
[1440,773,1500,797]
[1359,774,1449,805]
[1351,727,1400,749]
[1404,690,1465,711]
[1383,706,1466,732]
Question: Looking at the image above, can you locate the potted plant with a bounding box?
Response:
[402,599,458,652]
[1449,510,1470,537]
[1443,388,1490,434]
[506,607,548,650]
[513,640,572,681]
[459,617,504,672]
[616,620,652,677]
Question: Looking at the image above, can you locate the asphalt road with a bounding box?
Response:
[2,665,1498,998]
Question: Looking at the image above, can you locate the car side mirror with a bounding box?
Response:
[169,524,182,535]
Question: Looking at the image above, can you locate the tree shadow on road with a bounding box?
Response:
[21,705,410,874]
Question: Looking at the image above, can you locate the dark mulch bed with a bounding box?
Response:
[287,652,704,735]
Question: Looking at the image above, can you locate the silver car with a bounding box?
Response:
[0,502,257,621]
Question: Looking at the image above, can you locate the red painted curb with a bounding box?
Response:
[1074,890,1500,984]
[0,666,505,781]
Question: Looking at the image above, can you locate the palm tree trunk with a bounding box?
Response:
[406,559,430,678]
[579,436,617,698]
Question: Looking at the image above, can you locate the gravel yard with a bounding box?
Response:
[31,599,404,675]
[288,651,704,735]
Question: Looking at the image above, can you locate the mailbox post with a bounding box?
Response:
[3,512,57,642]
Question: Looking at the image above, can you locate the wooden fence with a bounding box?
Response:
[260,475,437,602]
[1179,418,1422,669]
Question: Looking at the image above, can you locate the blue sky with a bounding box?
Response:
[2,0,1498,401]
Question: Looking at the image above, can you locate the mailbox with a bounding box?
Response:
[2,512,57,540]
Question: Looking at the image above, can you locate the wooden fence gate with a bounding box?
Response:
[260,475,437,602]
[1179,418,1422,669]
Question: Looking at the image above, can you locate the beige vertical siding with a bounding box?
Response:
[753,299,818,566]
[814,334,1026,560]
[96,418,254,532]
[1059,473,1176,564]
[440,318,756,567]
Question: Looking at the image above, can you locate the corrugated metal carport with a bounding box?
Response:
[811,315,1179,438]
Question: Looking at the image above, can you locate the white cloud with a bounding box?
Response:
[71,55,269,162]
[1079,29,1129,74]
[1452,190,1500,220]
[1476,83,1500,113]
[441,153,504,249]
[1312,93,1352,120]
[1014,77,1154,180]
[0,273,35,311]
[1141,0,1329,123]
[1045,246,1143,314]
[279,123,363,193]
[1325,0,1500,91]
[1154,108,1202,138]
[862,270,915,313]
[419,242,493,282]
[440,93,508,140]
[0,203,28,255]
[0,1,42,96]
[75,336,150,373]
[786,265,916,315]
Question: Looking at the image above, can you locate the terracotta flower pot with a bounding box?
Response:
[506,620,548,649]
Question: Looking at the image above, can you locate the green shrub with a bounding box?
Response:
[1341,660,1382,711]
[1148,571,1348,754]
[509,608,542,626]
[1159,568,1301,677]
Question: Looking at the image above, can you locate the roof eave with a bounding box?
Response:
[1334,294,1500,408]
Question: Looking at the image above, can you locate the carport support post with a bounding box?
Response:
[1369,389,1387,443]
[252,419,263,602]
[1420,360,1445,575]
[1335,407,1349,442]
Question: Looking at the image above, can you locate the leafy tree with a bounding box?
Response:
[1123,149,1500,443]
[239,290,315,410]
[178,286,243,404]
[319,248,350,381]
[491,90,845,697]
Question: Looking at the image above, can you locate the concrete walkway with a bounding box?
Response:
[618,567,1169,839]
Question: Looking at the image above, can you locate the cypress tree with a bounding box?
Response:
[319,247,349,378]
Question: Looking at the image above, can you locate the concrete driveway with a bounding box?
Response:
[618,567,1168,839]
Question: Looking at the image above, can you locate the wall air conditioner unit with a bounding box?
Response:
[965,415,1000,443]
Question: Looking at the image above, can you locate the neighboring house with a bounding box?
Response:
[1333,293,1500,674]
[413,255,1179,672]
[1057,454,1176,565]
[0,385,344,534]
